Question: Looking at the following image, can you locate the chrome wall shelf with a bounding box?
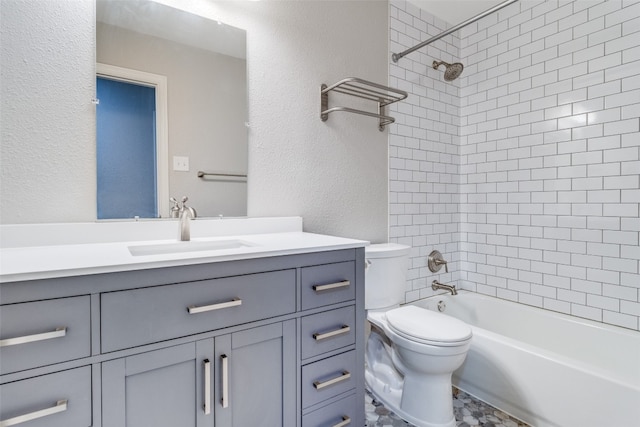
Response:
[320,77,408,131]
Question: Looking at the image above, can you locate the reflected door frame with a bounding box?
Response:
[96,63,169,217]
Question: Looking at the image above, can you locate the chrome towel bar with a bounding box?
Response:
[320,77,408,131]
[197,171,247,181]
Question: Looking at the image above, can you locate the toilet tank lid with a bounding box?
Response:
[365,243,411,258]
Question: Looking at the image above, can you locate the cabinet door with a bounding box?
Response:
[215,321,296,427]
[102,341,214,427]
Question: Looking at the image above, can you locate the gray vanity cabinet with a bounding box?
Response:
[214,321,296,427]
[102,341,214,427]
[0,247,365,427]
[0,366,92,427]
[102,321,295,427]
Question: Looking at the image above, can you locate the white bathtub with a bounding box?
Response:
[412,291,640,427]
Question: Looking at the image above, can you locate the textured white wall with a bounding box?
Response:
[0,0,96,223]
[1,0,389,243]
[209,1,390,241]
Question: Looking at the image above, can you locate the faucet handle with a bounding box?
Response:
[169,197,181,218]
[180,196,196,218]
[428,250,448,273]
[439,259,449,273]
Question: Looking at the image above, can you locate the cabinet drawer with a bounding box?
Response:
[301,262,355,310]
[0,366,92,427]
[301,306,355,360]
[101,269,296,352]
[302,393,358,427]
[0,296,91,375]
[302,351,356,409]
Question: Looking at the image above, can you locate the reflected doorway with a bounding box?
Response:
[96,64,169,219]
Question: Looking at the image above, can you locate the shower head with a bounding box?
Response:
[432,60,464,81]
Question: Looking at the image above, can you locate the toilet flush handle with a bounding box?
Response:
[428,250,448,273]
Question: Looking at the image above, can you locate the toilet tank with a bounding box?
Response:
[365,243,411,310]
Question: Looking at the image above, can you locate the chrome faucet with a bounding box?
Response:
[169,197,181,218]
[179,207,195,241]
[432,280,457,295]
[172,196,197,241]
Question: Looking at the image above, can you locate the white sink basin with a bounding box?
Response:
[128,239,253,256]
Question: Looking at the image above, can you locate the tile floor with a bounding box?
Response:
[365,388,530,427]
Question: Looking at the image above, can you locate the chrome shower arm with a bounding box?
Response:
[391,0,519,63]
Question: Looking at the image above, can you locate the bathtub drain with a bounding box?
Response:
[437,301,446,312]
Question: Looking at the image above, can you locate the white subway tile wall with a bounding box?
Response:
[389,0,640,330]
[389,0,463,303]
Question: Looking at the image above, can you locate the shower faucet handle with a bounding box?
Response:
[428,250,448,273]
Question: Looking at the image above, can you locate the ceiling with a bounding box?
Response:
[407,0,505,25]
[96,0,246,59]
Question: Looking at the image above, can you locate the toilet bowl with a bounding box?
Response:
[364,244,472,427]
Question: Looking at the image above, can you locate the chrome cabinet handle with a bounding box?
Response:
[203,359,211,415]
[0,327,66,348]
[221,354,229,409]
[187,298,242,314]
[313,371,351,390]
[312,280,350,292]
[333,415,351,427]
[0,399,67,427]
[313,325,351,341]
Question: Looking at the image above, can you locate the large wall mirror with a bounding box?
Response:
[96,0,247,219]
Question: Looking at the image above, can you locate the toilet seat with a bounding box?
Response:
[385,305,472,347]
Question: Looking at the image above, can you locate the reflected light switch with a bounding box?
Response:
[173,156,189,172]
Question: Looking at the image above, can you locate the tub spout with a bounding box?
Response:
[432,280,457,295]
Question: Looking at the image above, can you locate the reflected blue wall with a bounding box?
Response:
[97,77,157,219]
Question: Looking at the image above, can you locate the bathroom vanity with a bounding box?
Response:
[0,218,366,427]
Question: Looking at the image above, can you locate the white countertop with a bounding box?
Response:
[0,218,368,282]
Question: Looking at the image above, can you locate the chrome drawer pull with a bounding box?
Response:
[333,415,351,427]
[221,354,229,408]
[0,399,67,427]
[203,359,211,415]
[313,325,351,341]
[0,327,66,348]
[312,280,350,292]
[187,298,242,314]
[313,371,351,390]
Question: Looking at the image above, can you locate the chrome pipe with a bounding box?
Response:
[392,0,519,63]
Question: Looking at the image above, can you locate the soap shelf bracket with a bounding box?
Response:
[320,77,408,131]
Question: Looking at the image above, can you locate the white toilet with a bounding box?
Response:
[364,243,472,427]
